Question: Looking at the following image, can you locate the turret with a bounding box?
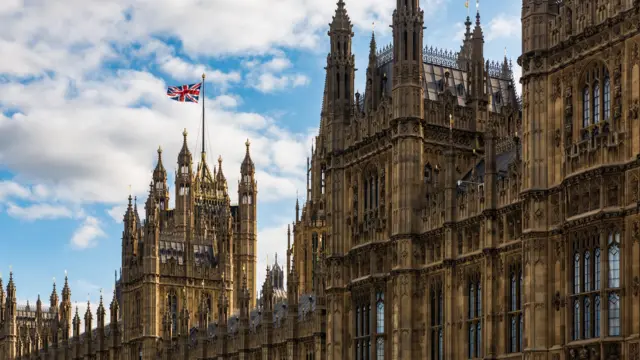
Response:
[60,273,72,341]
[36,294,42,324]
[325,0,354,152]
[238,267,251,328]
[97,293,106,353]
[109,288,120,349]
[466,7,487,106]
[237,139,258,309]
[152,146,169,211]
[72,306,81,358]
[176,129,194,217]
[4,272,17,341]
[364,29,378,114]
[84,300,93,355]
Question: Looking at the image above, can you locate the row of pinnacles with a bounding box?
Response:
[0,273,121,360]
[0,255,326,359]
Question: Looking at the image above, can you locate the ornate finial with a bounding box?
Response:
[158,145,162,154]
[245,138,250,148]
[218,155,222,164]
[183,128,188,137]
[372,21,375,32]
[202,73,206,80]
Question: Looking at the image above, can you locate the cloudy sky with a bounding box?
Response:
[0,0,521,326]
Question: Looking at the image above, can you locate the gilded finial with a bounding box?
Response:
[158,145,162,154]
[202,73,206,80]
[245,138,250,148]
[183,128,188,137]
[218,155,222,164]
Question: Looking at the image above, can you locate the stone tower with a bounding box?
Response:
[235,139,258,309]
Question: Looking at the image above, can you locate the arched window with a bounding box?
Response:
[608,293,620,336]
[508,265,523,353]
[573,252,581,294]
[376,292,384,333]
[584,251,591,291]
[603,76,611,121]
[403,31,408,60]
[168,292,178,335]
[430,285,444,360]
[364,179,369,210]
[572,233,601,339]
[345,73,350,100]
[595,295,601,337]
[593,81,600,123]
[573,300,580,340]
[467,279,481,358]
[413,31,418,61]
[608,233,620,288]
[376,291,385,360]
[582,86,590,128]
[595,248,601,290]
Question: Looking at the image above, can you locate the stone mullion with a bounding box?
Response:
[483,251,497,359]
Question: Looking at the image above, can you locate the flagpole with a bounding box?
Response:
[201,73,206,156]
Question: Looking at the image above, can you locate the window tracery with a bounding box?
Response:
[430,282,444,360]
[508,263,523,353]
[580,63,611,139]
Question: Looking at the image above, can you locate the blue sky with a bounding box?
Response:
[0,0,521,324]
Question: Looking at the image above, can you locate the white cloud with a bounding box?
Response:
[106,205,126,223]
[70,216,106,250]
[243,56,310,93]
[486,14,520,42]
[0,181,31,201]
[5,203,74,221]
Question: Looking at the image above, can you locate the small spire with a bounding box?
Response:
[475,0,481,26]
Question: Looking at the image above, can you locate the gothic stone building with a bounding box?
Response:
[3,0,640,359]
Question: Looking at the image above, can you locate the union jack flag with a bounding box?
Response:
[166,82,201,103]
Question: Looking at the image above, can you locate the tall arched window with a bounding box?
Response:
[345,73,350,100]
[376,291,385,360]
[431,284,444,360]
[573,300,580,340]
[403,31,408,60]
[467,278,482,359]
[573,252,581,294]
[508,265,523,353]
[355,300,371,360]
[572,233,602,339]
[608,232,621,337]
[580,64,611,135]
[593,82,600,123]
[603,76,611,121]
[582,86,590,128]
[168,292,178,335]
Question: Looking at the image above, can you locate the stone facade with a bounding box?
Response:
[3,0,640,359]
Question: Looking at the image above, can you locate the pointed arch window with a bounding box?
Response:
[508,264,523,353]
[467,278,482,359]
[580,65,611,136]
[607,231,621,337]
[430,284,444,360]
[376,291,385,360]
[355,298,371,360]
[168,292,178,335]
[603,76,611,121]
[345,73,350,101]
[592,81,600,124]
[571,233,603,340]
[582,86,590,128]
[403,31,408,61]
